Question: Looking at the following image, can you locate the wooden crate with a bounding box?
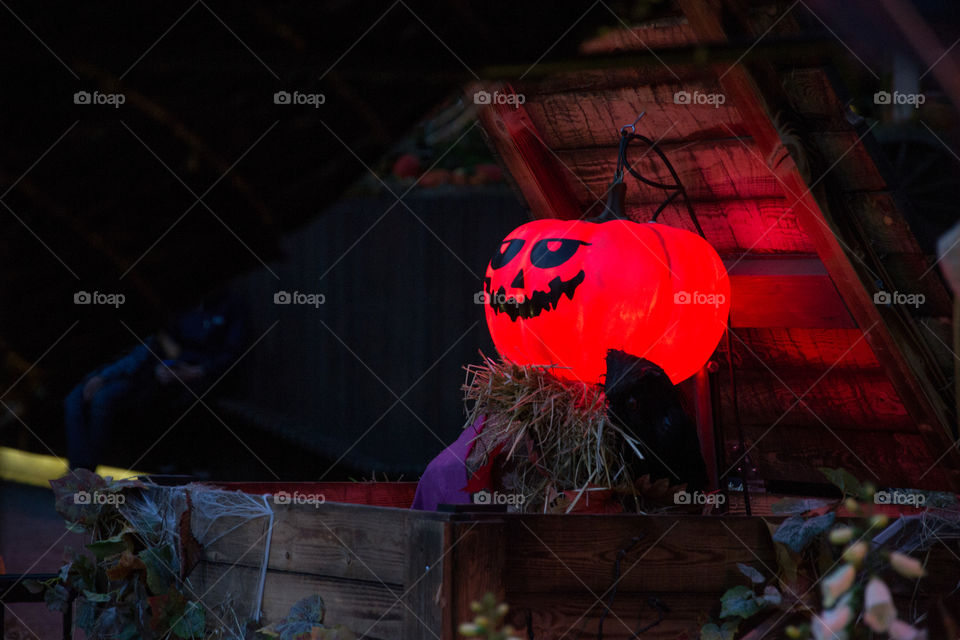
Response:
[191,483,773,639]
[192,484,959,639]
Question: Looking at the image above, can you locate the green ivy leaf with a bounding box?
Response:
[172,600,206,638]
[86,533,129,559]
[22,578,46,594]
[139,545,176,595]
[772,512,835,554]
[818,468,864,499]
[700,620,738,640]
[277,595,327,640]
[74,599,97,633]
[719,585,763,619]
[117,623,140,640]
[765,520,799,591]
[43,583,72,613]
[82,589,113,603]
[770,497,834,515]
[285,594,326,625]
[761,585,782,606]
[736,563,765,584]
[70,553,97,591]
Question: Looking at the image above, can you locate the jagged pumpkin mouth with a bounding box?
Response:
[487,270,586,321]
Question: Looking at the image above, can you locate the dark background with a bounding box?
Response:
[0,1,640,479]
[3,0,960,480]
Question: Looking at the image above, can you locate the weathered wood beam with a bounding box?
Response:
[472,83,583,221]
[677,0,960,489]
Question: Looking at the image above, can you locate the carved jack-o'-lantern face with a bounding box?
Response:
[483,218,730,384]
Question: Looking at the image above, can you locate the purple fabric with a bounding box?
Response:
[411,416,484,511]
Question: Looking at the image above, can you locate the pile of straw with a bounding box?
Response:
[462,355,651,513]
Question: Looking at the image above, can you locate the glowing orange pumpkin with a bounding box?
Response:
[482,218,730,384]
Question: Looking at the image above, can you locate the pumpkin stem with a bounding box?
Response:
[592,181,628,223]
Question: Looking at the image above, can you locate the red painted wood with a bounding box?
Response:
[725,257,856,329]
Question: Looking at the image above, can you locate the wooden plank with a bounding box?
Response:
[878,253,953,318]
[472,84,583,220]
[447,521,506,638]
[500,515,774,594]
[403,515,446,639]
[558,141,784,204]
[677,0,960,490]
[810,131,888,191]
[716,368,914,432]
[203,502,415,585]
[733,424,953,490]
[842,191,926,255]
[720,328,880,370]
[725,257,855,329]
[779,67,849,128]
[194,562,405,640]
[523,83,746,149]
[506,590,715,640]
[643,198,816,254]
[558,132,888,207]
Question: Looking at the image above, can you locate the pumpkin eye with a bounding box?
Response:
[491,239,525,270]
[531,238,589,269]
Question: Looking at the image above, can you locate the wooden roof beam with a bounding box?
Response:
[677,0,960,489]
[472,83,584,221]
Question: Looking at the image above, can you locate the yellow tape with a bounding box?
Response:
[0,446,142,487]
